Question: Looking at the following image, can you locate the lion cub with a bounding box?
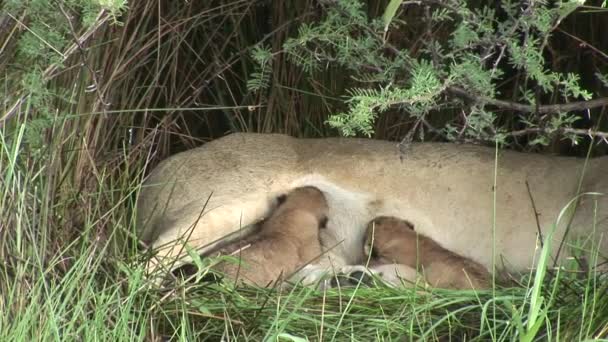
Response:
[210,186,329,287]
[364,216,491,290]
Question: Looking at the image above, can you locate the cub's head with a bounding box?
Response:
[276,186,329,228]
[363,216,416,266]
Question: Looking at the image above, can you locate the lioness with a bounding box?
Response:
[137,133,608,285]
[364,216,491,289]
[207,186,328,286]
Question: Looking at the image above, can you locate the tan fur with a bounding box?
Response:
[210,186,328,287]
[364,216,491,289]
[137,133,608,284]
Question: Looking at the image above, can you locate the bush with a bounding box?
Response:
[277,0,608,152]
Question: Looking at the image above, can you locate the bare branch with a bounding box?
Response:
[507,126,608,144]
[447,86,608,114]
[557,28,608,61]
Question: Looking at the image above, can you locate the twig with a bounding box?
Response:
[447,86,608,114]
[523,178,584,299]
[557,28,608,61]
[525,181,544,250]
[0,9,110,127]
[507,126,608,144]
[420,118,444,136]
[399,117,422,148]
[57,1,109,108]
[5,12,65,57]
[0,12,25,58]
[400,0,462,19]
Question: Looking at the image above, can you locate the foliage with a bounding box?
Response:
[2,0,127,156]
[246,44,274,93]
[280,0,607,148]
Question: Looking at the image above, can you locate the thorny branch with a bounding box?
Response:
[57,1,109,108]
[325,0,608,143]
[0,9,110,128]
[508,127,608,144]
[446,87,608,115]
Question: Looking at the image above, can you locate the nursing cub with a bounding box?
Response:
[364,216,491,290]
[207,186,329,287]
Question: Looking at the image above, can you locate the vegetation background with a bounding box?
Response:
[1,0,607,340]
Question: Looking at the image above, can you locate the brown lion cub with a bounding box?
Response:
[364,216,491,290]
[211,186,329,287]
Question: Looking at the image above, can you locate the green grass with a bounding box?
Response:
[2,218,608,341]
[1,111,607,340]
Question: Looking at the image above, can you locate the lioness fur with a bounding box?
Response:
[364,216,491,289]
[137,133,608,285]
[209,186,328,287]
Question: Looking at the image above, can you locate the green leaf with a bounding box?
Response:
[382,0,402,32]
[275,333,309,342]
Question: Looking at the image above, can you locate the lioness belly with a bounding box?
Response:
[137,133,608,274]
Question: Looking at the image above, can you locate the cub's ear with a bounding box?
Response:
[403,220,415,230]
[363,238,379,259]
[171,262,223,284]
[370,247,379,259]
[276,193,287,206]
[318,216,329,229]
[199,272,223,284]
[171,263,198,279]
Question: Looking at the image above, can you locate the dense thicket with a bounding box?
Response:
[2,1,608,159]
